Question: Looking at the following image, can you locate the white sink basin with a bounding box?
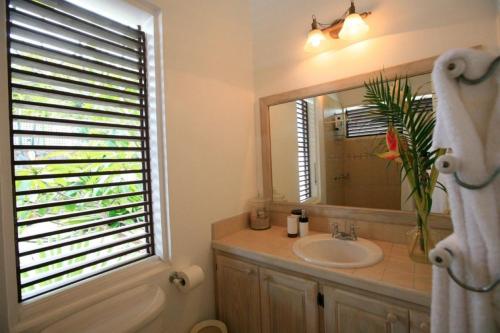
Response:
[292,234,383,268]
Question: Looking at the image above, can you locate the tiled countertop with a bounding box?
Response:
[212,226,433,307]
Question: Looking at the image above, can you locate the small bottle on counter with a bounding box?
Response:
[287,209,301,238]
[299,209,309,237]
[287,215,298,238]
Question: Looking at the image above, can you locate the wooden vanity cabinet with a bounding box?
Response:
[215,253,429,333]
[260,267,319,333]
[323,287,409,333]
[216,255,261,333]
[409,311,430,333]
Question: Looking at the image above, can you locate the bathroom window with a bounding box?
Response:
[345,104,388,138]
[296,99,312,202]
[345,95,434,138]
[6,0,155,301]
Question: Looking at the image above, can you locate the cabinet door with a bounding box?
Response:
[216,255,261,333]
[260,267,319,333]
[323,286,409,333]
[410,311,430,333]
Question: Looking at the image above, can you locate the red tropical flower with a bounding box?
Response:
[377,125,402,162]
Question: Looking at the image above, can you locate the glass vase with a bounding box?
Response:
[406,225,434,264]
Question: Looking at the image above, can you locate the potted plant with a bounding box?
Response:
[363,74,446,263]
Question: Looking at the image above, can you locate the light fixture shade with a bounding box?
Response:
[305,28,326,50]
[338,13,369,41]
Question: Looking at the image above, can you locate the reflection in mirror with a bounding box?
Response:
[269,73,448,213]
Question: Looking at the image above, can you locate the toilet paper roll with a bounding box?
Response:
[173,265,205,293]
[429,246,453,268]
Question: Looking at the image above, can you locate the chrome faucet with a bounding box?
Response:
[330,223,358,241]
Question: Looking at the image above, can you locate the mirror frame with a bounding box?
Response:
[259,55,452,227]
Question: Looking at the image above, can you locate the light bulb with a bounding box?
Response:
[304,29,326,50]
[338,13,369,41]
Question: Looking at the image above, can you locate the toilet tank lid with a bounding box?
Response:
[41,284,165,333]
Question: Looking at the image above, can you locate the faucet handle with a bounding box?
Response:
[329,222,339,235]
[349,223,359,240]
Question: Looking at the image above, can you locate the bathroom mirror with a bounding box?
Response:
[261,57,449,214]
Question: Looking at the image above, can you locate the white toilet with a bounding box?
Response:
[190,320,227,333]
[41,284,166,333]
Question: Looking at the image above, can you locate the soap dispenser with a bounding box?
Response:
[299,209,309,237]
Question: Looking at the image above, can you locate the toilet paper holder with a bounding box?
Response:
[433,248,500,293]
[168,266,205,293]
[169,271,186,286]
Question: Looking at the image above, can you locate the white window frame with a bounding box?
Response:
[0,1,171,331]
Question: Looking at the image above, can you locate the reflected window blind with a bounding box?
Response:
[345,96,433,138]
[6,0,154,301]
[296,100,312,202]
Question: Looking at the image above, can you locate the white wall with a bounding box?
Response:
[251,0,499,98]
[148,0,256,331]
[270,102,300,202]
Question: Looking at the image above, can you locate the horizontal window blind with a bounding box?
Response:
[296,100,312,202]
[6,0,154,301]
[345,96,433,138]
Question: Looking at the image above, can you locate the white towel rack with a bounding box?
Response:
[431,54,500,294]
[457,55,500,84]
[433,249,500,293]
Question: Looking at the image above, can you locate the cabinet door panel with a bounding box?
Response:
[260,268,319,333]
[216,255,261,333]
[324,286,409,333]
[410,311,430,333]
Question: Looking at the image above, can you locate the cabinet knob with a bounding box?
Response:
[243,268,255,275]
[419,322,430,331]
[386,313,398,324]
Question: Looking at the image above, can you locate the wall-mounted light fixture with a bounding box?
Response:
[305,1,371,52]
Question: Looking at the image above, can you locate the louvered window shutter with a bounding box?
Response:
[6,0,154,301]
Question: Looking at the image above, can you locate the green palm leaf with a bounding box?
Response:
[363,74,446,257]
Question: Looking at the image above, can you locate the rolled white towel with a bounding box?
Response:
[429,234,461,268]
[435,154,460,175]
[431,233,468,333]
